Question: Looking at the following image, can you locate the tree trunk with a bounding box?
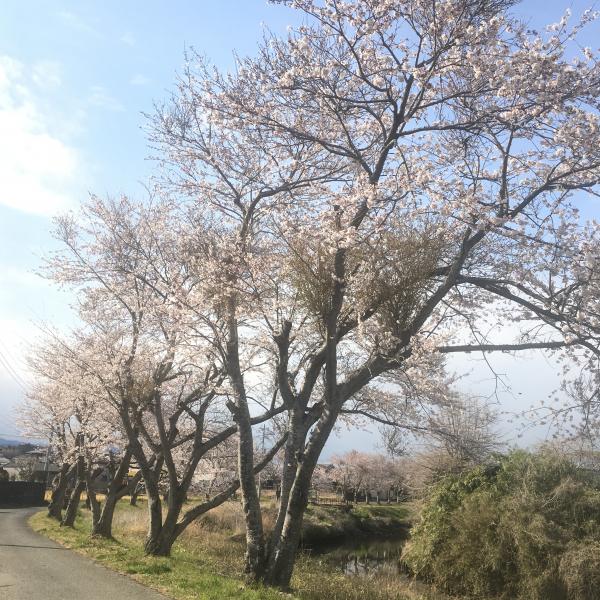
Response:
[237,411,265,577]
[48,462,73,521]
[62,453,85,527]
[92,450,134,538]
[143,483,164,554]
[144,526,176,556]
[121,410,165,555]
[61,479,84,526]
[264,406,338,589]
[267,409,304,559]
[93,496,116,537]
[226,306,265,579]
[130,484,140,506]
[144,488,185,556]
[85,468,102,531]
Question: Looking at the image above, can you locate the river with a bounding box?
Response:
[306,536,406,576]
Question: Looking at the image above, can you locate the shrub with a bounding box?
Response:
[403,451,600,599]
[559,540,600,600]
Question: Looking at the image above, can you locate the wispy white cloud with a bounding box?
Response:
[0,55,80,216]
[121,32,136,47]
[31,60,62,90]
[57,10,100,37]
[130,73,150,86]
[88,85,124,112]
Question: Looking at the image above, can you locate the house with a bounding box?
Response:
[2,448,60,483]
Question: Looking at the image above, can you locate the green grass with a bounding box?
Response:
[30,510,285,600]
[30,501,440,600]
[350,503,413,521]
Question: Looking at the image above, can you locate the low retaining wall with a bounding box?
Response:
[0,482,46,507]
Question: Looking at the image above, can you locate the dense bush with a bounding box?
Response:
[403,451,600,599]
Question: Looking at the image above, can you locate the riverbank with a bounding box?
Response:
[30,500,445,600]
[300,503,412,546]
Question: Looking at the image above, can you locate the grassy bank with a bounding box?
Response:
[301,503,412,546]
[30,500,442,600]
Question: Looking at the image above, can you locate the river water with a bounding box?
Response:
[304,535,406,576]
[303,536,450,599]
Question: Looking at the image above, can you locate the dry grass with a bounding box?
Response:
[32,498,449,600]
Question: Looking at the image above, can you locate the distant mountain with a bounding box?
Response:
[0,438,28,447]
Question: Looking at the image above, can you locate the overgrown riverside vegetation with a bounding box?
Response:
[404,451,600,600]
[31,499,431,600]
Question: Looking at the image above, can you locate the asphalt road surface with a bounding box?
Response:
[0,507,170,600]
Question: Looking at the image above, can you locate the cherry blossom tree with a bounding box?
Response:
[328,451,405,503]
[21,377,79,521]
[147,0,600,587]
[46,195,286,554]
[23,332,136,531]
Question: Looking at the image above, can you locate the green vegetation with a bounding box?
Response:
[403,451,600,600]
[32,455,600,600]
[31,500,432,600]
[302,503,412,545]
[30,509,282,600]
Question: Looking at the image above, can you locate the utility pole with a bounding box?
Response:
[258,424,266,500]
[44,431,53,491]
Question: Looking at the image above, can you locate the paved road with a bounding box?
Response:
[0,507,170,600]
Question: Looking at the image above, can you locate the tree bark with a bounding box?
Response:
[264,407,338,588]
[92,451,135,538]
[85,466,103,531]
[93,497,117,537]
[129,482,141,506]
[47,462,74,521]
[144,487,186,556]
[119,406,166,554]
[226,306,266,578]
[61,454,85,527]
[267,408,303,560]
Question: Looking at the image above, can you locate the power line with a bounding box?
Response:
[0,336,27,372]
[0,348,27,388]
[0,347,27,391]
[0,357,27,390]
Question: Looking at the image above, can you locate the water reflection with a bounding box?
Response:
[304,536,452,599]
[306,537,406,576]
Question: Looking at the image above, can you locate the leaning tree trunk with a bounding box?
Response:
[92,450,135,538]
[264,406,338,588]
[144,487,187,556]
[267,408,305,559]
[85,476,102,530]
[61,455,85,527]
[48,462,74,521]
[129,482,141,506]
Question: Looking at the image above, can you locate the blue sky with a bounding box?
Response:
[0,1,598,452]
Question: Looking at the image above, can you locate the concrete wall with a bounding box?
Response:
[0,482,46,507]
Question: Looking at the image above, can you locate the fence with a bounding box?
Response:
[308,490,408,506]
[0,482,46,507]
